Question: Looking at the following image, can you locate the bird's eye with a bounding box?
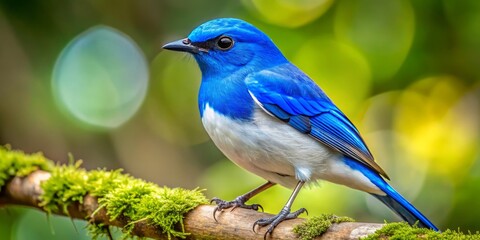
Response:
[216,36,234,50]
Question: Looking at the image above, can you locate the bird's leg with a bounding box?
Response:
[253,181,307,239]
[211,181,275,220]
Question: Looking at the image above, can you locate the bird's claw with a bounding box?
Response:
[231,203,263,212]
[252,207,307,239]
[211,196,264,222]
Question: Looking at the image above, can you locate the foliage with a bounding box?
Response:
[293,213,355,240]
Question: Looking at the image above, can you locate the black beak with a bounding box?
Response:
[162,38,199,54]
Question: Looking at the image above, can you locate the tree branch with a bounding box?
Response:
[0,170,383,239]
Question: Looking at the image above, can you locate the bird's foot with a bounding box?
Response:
[211,196,263,221]
[253,207,307,239]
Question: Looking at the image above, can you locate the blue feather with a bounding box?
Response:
[199,73,255,120]
[263,103,290,121]
[343,157,438,230]
[289,115,311,133]
[246,63,375,165]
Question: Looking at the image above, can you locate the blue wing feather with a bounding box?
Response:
[263,103,290,121]
[246,63,388,178]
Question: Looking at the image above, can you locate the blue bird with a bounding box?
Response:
[163,18,438,236]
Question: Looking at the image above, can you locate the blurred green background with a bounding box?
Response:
[1,0,480,239]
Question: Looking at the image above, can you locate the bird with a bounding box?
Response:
[162,18,438,237]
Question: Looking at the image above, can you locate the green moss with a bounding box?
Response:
[86,222,110,240]
[0,147,208,239]
[40,160,207,239]
[0,146,53,188]
[40,161,90,214]
[39,161,208,239]
[100,182,206,239]
[363,222,480,240]
[293,213,355,240]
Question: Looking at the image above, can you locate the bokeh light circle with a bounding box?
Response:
[52,25,149,128]
[242,0,334,28]
[394,77,480,180]
[292,37,371,115]
[334,0,415,80]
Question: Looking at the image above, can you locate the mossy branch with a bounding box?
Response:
[0,171,382,239]
[2,147,477,239]
[0,147,384,239]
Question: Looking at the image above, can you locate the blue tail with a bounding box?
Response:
[370,188,438,230]
[344,157,438,231]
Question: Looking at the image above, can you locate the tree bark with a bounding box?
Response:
[0,170,383,239]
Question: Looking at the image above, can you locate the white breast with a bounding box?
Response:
[201,103,383,194]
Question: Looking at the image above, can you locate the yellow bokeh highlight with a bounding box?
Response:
[395,77,480,180]
[242,0,334,28]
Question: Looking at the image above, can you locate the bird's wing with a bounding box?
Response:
[245,64,389,179]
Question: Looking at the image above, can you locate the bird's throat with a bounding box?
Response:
[198,77,255,121]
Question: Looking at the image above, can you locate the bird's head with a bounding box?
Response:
[163,18,287,78]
